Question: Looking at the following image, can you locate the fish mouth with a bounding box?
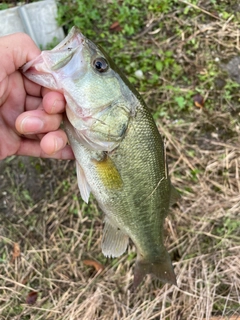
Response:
[53,27,85,51]
[22,27,86,90]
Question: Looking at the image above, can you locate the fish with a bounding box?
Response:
[22,27,179,289]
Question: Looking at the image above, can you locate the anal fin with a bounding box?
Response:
[102,217,129,258]
[76,161,91,203]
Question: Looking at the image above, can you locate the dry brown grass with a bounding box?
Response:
[0,1,240,319]
[0,116,239,320]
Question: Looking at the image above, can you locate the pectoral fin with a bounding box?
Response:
[76,161,91,203]
[102,216,129,258]
[92,154,123,190]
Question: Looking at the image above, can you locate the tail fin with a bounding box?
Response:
[133,249,177,290]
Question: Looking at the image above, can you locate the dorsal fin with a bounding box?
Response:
[102,216,129,258]
[169,185,180,206]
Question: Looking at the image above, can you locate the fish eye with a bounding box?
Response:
[93,57,109,73]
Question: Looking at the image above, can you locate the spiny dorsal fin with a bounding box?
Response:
[102,216,129,258]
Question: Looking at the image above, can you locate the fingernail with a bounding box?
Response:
[51,99,63,113]
[21,117,44,134]
[54,137,64,153]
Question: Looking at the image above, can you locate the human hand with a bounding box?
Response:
[0,33,74,160]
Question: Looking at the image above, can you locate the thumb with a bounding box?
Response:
[0,33,40,80]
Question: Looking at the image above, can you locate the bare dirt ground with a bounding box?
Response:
[0,1,240,319]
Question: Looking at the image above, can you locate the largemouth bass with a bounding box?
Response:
[22,27,178,288]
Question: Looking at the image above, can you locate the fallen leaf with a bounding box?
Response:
[11,243,20,263]
[26,291,38,305]
[109,21,122,32]
[83,259,104,272]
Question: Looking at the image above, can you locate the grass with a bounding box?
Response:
[1,0,240,319]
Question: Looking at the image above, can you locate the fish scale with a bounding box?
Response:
[104,105,169,244]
